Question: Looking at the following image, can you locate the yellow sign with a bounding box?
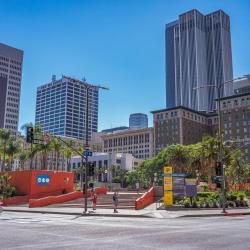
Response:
[164,191,173,206]
[164,177,173,190]
[164,166,173,174]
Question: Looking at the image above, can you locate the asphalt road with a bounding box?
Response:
[0,212,250,250]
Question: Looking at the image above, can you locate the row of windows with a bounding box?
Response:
[5,119,17,124]
[5,125,17,130]
[9,81,20,87]
[0,61,8,67]
[0,67,8,72]
[7,91,19,97]
[222,97,250,109]
[8,86,20,92]
[0,56,9,62]
[9,75,21,81]
[10,59,22,66]
[9,70,21,76]
[104,133,151,148]
[7,102,18,108]
[7,97,19,103]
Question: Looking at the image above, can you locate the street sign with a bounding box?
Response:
[36,174,50,185]
[185,178,197,197]
[163,166,173,206]
[164,177,173,190]
[173,177,185,197]
[164,191,173,206]
[164,166,173,174]
[83,150,93,157]
[33,139,45,145]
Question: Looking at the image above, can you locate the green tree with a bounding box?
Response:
[6,138,21,171]
[226,150,250,185]
[18,150,29,170]
[0,129,12,172]
[200,136,219,185]
[0,174,16,199]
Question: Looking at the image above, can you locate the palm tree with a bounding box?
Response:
[164,144,189,173]
[200,136,219,185]
[63,147,73,172]
[18,150,29,170]
[0,129,12,172]
[51,139,62,171]
[6,138,21,171]
[38,141,52,170]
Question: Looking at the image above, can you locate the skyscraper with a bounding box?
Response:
[129,113,148,129]
[166,9,233,112]
[0,43,23,132]
[35,75,99,141]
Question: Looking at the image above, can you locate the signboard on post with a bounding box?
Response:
[185,178,197,198]
[163,166,173,206]
[83,150,93,157]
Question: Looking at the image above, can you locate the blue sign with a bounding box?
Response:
[36,174,50,185]
[83,150,93,157]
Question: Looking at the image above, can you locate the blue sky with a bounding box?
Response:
[0,0,250,131]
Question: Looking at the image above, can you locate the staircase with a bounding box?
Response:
[50,192,143,209]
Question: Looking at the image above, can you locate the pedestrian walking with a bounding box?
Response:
[92,193,97,211]
[112,191,118,213]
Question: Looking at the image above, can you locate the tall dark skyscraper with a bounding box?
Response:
[166,9,233,111]
[0,43,23,132]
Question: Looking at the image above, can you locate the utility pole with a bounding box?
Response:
[193,75,247,213]
[82,82,109,214]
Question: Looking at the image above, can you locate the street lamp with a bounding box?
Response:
[82,82,109,214]
[194,75,247,213]
[104,169,108,188]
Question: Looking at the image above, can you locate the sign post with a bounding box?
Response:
[163,166,173,206]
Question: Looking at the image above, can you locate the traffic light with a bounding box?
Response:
[88,162,95,176]
[26,127,34,143]
[215,161,223,176]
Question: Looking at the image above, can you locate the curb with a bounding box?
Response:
[2,208,150,218]
[180,212,250,218]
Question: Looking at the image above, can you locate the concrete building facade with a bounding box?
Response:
[233,75,250,95]
[0,43,23,132]
[166,9,233,112]
[35,75,99,141]
[70,152,142,182]
[152,106,218,153]
[95,128,154,160]
[220,93,250,162]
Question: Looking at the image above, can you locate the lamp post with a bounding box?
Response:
[194,75,247,213]
[104,169,108,188]
[82,82,109,214]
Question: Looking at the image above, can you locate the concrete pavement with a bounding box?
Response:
[3,204,250,218]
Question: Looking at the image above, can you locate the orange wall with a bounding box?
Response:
[135,187,154,210]
[1,170,74,196]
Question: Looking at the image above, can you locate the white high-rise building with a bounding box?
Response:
[35,75,99,141]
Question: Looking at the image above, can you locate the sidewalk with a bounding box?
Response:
[3,205,250,218]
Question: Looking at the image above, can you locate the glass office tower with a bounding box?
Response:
[166,9,233,111]
[35,75,99,141]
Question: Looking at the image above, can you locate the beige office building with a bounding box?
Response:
[94,128,154,160]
